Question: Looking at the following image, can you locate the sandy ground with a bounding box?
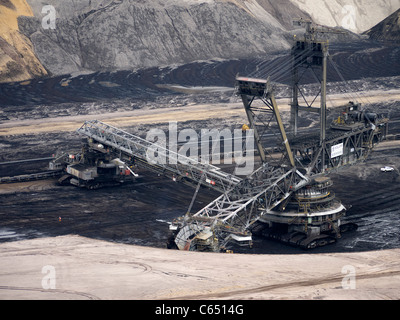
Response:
[1,89,399,136]
[0,235,399,300]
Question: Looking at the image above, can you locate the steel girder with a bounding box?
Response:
[77,120,241,194]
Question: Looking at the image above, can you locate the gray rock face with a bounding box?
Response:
[290,0,400,34]
[363,8,400,42]
[18,0,396,78]
[19,0,291,75]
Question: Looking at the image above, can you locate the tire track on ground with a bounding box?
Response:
[0,285,100,300]
[170,270,400,300]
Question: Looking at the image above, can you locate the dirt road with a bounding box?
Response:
[1,89,399,136]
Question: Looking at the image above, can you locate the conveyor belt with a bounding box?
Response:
[77,120,242,194]
[0,170,63,184]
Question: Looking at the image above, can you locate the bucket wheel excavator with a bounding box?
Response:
[55,19,388,252]
[168,20,389,252]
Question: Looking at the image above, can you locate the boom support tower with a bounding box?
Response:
[169,20,388,251]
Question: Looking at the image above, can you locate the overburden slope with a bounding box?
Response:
[1,0,399,82]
